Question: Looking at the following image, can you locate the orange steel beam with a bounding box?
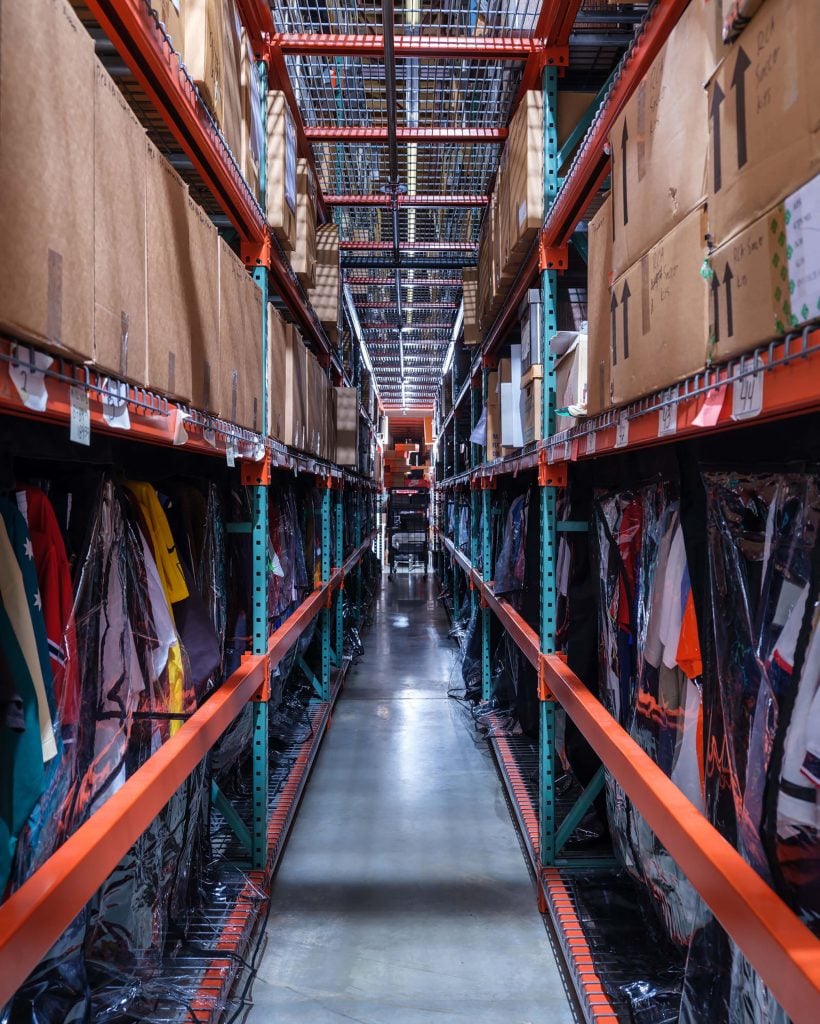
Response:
[0,537,375,1007]
[85,0,265,243]
[541,654,820,1024]
[515,1,582,107]
[275,33,561,60]
[475,573,541,669]
[0,654,266,1007]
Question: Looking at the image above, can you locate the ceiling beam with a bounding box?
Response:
[327,194,488,207]
[306,126,506,143]
[274,33,567,61]
[340,241,477,251]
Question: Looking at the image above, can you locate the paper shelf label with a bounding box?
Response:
[732,371,764,421]
[658,390,679,437]
[615,412,629,449]
[585,430,596,455]
[69,386,91,446]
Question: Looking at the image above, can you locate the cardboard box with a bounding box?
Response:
[485,371,501,460]
[157,0,182,50]
[284,327,307,449]
[707,174,820,362]
[220,0,242,164]
[554,333,588,430]
[240,29,263,200]
[0,0,94,360]
[505,89,543,258]
[218,239,262,431]
[293,160,318,288]
[587,196,614,415]
[146,144,200,401]
[609,206,709,407]
[557,91,597,171]
[325,385,337,462]
[335,386,358,466]
[520,377,543,445]
[308,224,340,327]
[183,0,224,118]
[267,303,288,440]
[186,192,220,412]
[706,0,820,248]
[266,90,298,250]
[463,269,480,345]
[94,61,147,383]
[609,0,720,276]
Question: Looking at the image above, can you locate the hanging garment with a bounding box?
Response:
[15,486,79,731]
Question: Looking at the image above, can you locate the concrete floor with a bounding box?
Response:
[247,573,575,1024]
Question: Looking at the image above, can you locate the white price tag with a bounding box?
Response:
[547,445,556,465]
[658,391,678,437]
[203,427,217,448]
[172,408,188,446]
[101,379,131,431]
[614,411,630,449]
[226,440,237,468]
[732,371,764,421]
[562,439,572,462]
[69,386,91,446]
[585,430,597,455]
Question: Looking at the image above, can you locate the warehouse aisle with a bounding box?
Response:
[247,573,575,1024]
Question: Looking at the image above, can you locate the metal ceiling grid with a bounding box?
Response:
[287,56,523,130]
[334,207,480,244]
[272,0,541,36]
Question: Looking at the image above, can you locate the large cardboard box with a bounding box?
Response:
[293,160,318,288]
[335,386,358,466]
[554,333,588,430]
[240,29,263,200]
[186,192,220,412]
[183,0,224,118]
[463,269,480,345]
[587,196,614,415]
[609,0,719,277]
[485,371,502,460]
[609,206,709,407]
[220,0,243,165]
[0,0,94,360]
[94,61,147,383]
[505,89,543,259]
[146,143,218,402]
[308,224,340,327]
[706,0,820,248]
[266,91,298,250]
[267,304,288,440]
[707,175,820,362]
[219,240,262,431]
[284,328,307,449]
[157,0,182,50]
[521,377,543,445]
[557,91,597,172]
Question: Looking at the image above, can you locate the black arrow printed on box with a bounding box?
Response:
[711,269,721,343]
[621,280,631,360]
[610,290,618,365]
[723,262,735,338]
[710,82,725,193]
[731,48,751,170]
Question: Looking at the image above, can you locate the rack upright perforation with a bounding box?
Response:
[434,1,820,1021]
[0,1,379,1017]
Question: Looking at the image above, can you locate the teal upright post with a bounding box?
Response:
[480,361,492,701]
[353,488,362,625]
[320,480,332,702]
[249,56,270,871]
[539,64,561,867]
[334,484,344,667]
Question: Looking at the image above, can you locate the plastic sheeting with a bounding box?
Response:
[595,482,707,948]
[494,493,529,597]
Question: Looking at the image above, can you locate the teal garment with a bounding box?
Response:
[0,499,57,896]
[0,599,45,896]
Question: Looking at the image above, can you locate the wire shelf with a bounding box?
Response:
[272,0,541,37]
[287,55,522,129]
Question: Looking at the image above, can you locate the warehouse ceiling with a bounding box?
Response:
[274,0,638,410]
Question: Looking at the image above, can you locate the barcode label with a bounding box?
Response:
[615,412,629,449]
[69,386,91,446]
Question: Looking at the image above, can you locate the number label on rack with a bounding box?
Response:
[658,391,678,437]
[69,386,91,446]
[585,430,597,455]
[101,379,131,431]
[615,412,629,449]
[226,440,237,468]
[732,371,764,421]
